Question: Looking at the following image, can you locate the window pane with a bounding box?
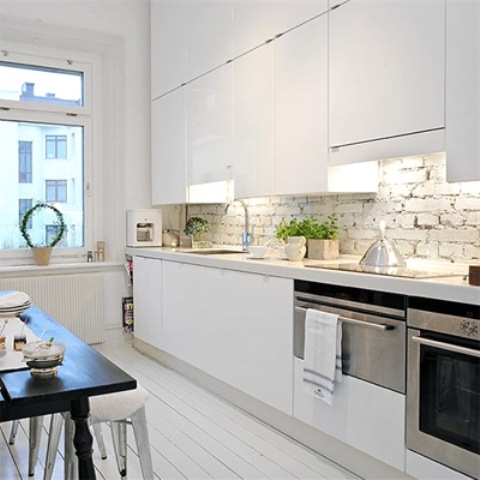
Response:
[19,141,33,182]
[0,120,84,249]
[0,61,83,107]
[18,199,33,228]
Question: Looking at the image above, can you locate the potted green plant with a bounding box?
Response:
[275,215,339,260]
[184,216,211,248]
[19,202,66,266]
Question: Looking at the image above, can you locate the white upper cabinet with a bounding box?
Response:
[186,63,234,186]
[151,1,187,100]
[151,1,234,99]
[233,0,328,55]
[329,0,446,166]
[446,0,480,182]
[233,43,275,199]
[151,89,187,205]
[275,10,330,195]
[186,0,234,81]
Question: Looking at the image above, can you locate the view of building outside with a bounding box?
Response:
[0,62,85,251]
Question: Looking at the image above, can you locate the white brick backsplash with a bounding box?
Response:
[455,197,480,211]
[186,155,480,263]
[416,214,439,227]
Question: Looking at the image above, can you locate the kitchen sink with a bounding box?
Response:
[184,249,244,255]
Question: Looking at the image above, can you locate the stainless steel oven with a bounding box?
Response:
[407,297,480,478]
[294,281,407,393]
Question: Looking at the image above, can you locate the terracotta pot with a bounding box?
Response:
[32,247,52,266]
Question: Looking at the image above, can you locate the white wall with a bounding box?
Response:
[0,0,152,262]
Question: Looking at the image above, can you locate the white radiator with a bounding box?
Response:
[0,273,105,344]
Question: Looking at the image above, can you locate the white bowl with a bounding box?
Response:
[248,246,271,259]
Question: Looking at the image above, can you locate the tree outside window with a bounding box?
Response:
[45,179,67,203]
[19,141,33,183]
[18,199,33,228]
[45,134,67,159]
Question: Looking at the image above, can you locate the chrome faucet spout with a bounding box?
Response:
[224,200,250,252]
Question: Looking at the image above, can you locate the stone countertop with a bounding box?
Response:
[126,246,480,305]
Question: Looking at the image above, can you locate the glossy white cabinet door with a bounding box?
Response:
[234,0,328,55]
[151,90,187,205]
[329,0,445,165]
[186,64,234,186]
[406,450,473,480]
[233,43,275,199]
[162,261,294,415]
[446,0,480,182]
[275,13,329,194]
[151,1,187,100]
[294,358,405,471]
[133,256,163,349]
[186,0,234,81]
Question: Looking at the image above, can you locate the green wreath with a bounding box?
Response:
[19,203,66,248]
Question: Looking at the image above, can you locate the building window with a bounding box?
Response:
[0,53,90,256]
[45,179,67,203]
[45,135,67,159]
[19,199,33,229]
[45,224,67,247]
[19,141,33,183]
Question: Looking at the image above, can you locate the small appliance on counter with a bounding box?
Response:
[360,220,405,267]
[126,209,162,247]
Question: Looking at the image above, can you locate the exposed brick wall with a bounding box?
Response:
[187,154,480,263]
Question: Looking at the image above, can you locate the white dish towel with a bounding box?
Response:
[302,308,342,406]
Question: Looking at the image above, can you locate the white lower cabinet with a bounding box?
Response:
[406,450,473,480]
[293,357,406,471]
[162,261,294,415]
[132,256,163,349]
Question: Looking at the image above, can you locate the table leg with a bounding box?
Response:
[70,397,96,480]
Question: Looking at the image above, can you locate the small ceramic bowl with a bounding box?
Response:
[248,246,271,259]
[23,340,66,378]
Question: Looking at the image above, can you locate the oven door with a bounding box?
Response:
[407,328,480,478]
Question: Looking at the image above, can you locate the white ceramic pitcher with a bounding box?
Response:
[284,236,307,262]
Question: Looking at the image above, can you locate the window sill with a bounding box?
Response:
[0,261,124,278]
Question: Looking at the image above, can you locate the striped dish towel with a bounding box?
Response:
[302,308,342,406]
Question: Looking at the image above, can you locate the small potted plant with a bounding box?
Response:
[275,214,339,260]
[184,216,211,248]
[19,202,66,266]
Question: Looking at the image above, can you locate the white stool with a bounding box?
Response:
[9,416,43,477]
[45,384,153,480]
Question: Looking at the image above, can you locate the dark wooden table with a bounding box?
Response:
[0,305,136,480]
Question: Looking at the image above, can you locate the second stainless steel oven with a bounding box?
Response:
[294,280,407,393]
[407,297,480,479]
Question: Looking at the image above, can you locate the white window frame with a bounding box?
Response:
[0,52,93,264]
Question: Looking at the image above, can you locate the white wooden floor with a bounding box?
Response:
[0,330,360,480]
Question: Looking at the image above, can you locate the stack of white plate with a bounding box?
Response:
[0,291,32,317]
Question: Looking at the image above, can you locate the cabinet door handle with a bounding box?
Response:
[411,336,480,357]
[295,306,395,332]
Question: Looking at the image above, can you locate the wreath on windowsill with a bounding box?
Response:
[19,203,66,248]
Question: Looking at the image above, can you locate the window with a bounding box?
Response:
[45,180,67,203]
[45,135,67,159]
[19,141,33,182]
[19,199,33,228]
[0,54,90,258]
[45,225,67,247]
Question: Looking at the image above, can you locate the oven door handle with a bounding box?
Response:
[411,335,480,357]
[295,306,395,331]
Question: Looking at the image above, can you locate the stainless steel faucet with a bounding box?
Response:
[224,200,251,252]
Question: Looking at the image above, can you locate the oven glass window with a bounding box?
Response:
[419,340,480,455]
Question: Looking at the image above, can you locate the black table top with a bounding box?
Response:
[0,305,136,421]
